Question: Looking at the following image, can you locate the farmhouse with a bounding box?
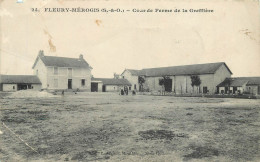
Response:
[121,62,232,94]
[32,50,92,91]
[217,77,260,95]
[91,78,131,92]
[0,75,41,92]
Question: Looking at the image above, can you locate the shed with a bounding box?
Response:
[0,75,42,91]
[91,78,131,92]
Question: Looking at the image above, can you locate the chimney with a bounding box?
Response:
[114,73,120,79]
[79,54,84,60]
[38,50,44,57]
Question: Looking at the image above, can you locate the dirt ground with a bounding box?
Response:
[0,92,260,162]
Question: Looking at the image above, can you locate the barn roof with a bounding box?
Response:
[142,62,232,77]
[123,62,232,77]
[217,78,248,87]
[91,78,131,86]
[239,77,260,85]
[0,75,41,84]
[217,77,260,87]
[32,52,91,68]
[122,69,143,76]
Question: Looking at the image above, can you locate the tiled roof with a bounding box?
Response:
[91,78,131,86]
[217,77,260,87]
[235,77,260,85]
[0,75,41,84]
[125,69,143,76]
[217,78,248,87]
[124,62,232,77]
[41,56,90,68]
[32,52,91,68]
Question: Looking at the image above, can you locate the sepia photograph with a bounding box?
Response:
[0,0,260,161]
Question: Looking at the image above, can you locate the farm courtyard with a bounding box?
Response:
[0,92,260,162]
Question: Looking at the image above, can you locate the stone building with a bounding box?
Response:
[32,51,92,91]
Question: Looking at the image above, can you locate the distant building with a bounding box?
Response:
[0,75,41,92]
[91,78,131,92]
[32,50,92,91]
[121,69,142,91]
[121,62,232,94]
[217,77,260,95]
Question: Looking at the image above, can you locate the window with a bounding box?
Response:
[54,79,58,87]
[134,84,136,90]
[68,68,72,77]
[129,86,131,90]
[32,86,34,89]
[13,86,15,90]
[54,67,58,75]
[81,79,85,86]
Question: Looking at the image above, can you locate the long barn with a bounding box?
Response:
[121,62,233,94]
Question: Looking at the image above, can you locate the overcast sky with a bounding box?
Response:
[0,0,259,78]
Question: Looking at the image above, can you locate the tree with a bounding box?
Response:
[138,76,145,92]
[226,78,232,94]
[190,75,201,94]
[159,76,170,95]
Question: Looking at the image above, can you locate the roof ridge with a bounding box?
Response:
[43,55,81,59]
[142,62,225,70]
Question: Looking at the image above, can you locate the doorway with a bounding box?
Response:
[164,79,172,92]
[203,87,208,94]
[102,85,106,92]
[68,79,72,89]
[18,84,31,90]
[225,87,228,94]
[91,83,98,92]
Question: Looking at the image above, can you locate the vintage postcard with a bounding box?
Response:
[0,0,259,161]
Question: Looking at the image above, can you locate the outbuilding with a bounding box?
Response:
[0,75,42,92]
[217,77,260,95]
[121,62,233,94]
[91,78,131,92]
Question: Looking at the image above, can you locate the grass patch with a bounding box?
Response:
[184,145,219,160]
[138,130,188,140]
